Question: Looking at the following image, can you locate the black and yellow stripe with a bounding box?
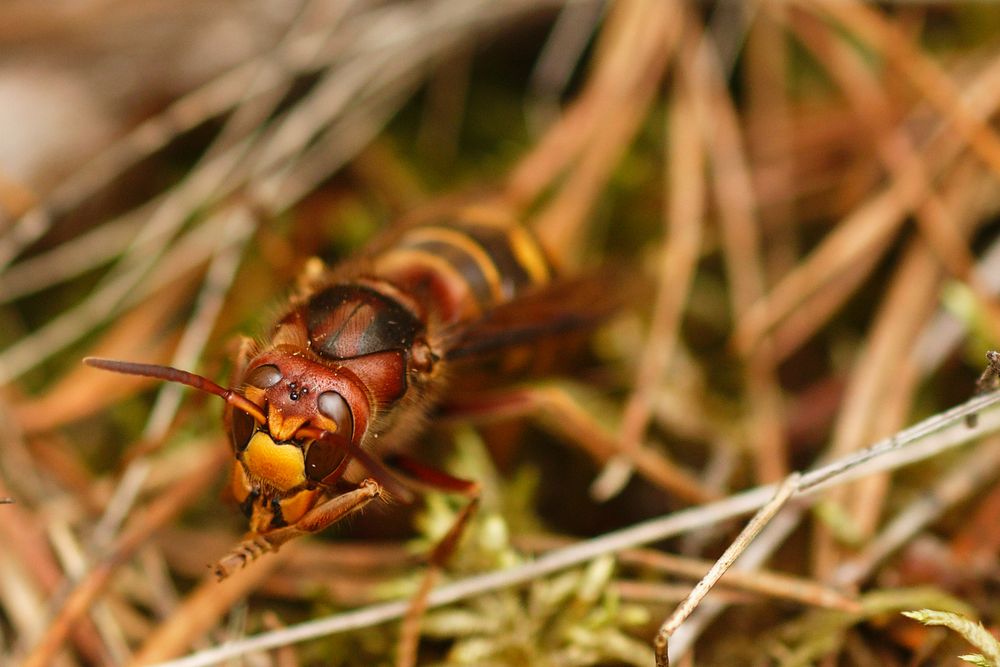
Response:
[373,213,553,323]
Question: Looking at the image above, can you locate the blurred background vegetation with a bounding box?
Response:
[4,1,1000,665]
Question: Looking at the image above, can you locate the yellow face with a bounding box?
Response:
[241,431,306,492]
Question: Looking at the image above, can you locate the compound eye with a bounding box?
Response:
[317,390,354,437]
[305,432,350,484]
[245,364,282,389]
[230,409,256,452]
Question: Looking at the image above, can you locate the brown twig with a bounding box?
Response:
[653,473,802,666]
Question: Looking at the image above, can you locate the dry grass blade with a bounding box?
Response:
[0,477,106,663]
[787,8,1000,342]
[733,44,1000,356]
[641,555,858,613]
[807,0,1000,182]
[11,282,192,432]
[0,141,253,384]
[131,545,300,665]
[459,385,715,503]
[812,241,944,577]
[527,0,605,131]
[834,436,1000,587]
[90,207,256,555]
[517,536,861,613]
[0,216,142,303]
[507,0,679,245]
[528,0,682,265]
[591,60,706,501]
[20,445,227,667]
[683,8,789,486]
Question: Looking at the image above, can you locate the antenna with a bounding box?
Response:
[83,358,267,424]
